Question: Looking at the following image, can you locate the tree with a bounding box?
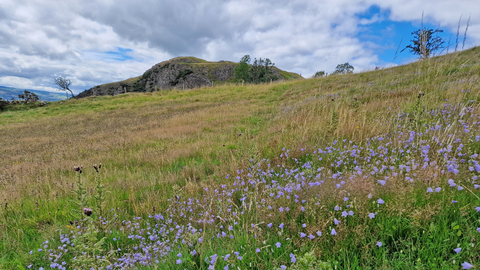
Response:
[234,55,251,83]
[54,76,74,98]
[233,55,279,84]
[250,57,278,84]
[18,90,39,103]
[313,71,326,78]
[401,27,444,59]
[332,63,354,75]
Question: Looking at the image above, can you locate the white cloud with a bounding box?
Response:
[0,0,478,91]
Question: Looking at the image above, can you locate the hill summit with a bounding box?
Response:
[77,56,303,98]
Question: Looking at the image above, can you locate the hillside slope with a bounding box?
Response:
[77,56,303,98]
[1,47,480,269]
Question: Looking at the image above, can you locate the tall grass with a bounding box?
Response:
[0,47,479,269]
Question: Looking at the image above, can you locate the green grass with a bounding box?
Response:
[1,47,480,269]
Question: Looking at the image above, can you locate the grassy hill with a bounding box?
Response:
[1,47,480,269]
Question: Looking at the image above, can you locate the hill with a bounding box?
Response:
[77,56,303,98]
[0,86,67,101]
[1,47,480,269]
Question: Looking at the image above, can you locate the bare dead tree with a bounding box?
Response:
[455,15,462,52]
[54,76,74,98]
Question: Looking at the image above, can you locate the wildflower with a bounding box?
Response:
[276,242,281,248]
[224,254,230,261]
[462,262,472,269]
[290,253,296,263]
[476,207,480,212]
[344,197,349,202]
[331,229,337,235]
[458,186,464,191]
[191,249,197,255]
[280,265,287,270]
[348,210,354,216]
[452,200,458,203]
[224,265,229,270]
[300,232,306,238]
[378,180,386,186]
[341,211,348,217]
[316,231,322,236]
[334,218,340,225]
[377,242,382,247]
[177,253,182,257]
[427,187,433,193]
[377,198,384,204]
[268,223,273,228]
[256,248,261,253]
[176,259,182,264]
[279,223,284,229]
[308,234,315,240]
[454,248,462,254]
[334,205,340,211]
[368,213,376,219]
[83,208,92,216]
[435,187,442,192]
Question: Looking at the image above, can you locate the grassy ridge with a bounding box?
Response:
[1,47,480,269]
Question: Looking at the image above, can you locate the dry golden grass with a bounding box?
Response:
[0,48,480,260]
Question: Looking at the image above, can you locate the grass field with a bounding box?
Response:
[1,47,480,269]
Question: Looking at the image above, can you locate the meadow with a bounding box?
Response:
[1,47,480,269]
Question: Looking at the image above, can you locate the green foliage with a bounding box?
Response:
[402,28,445,59]
[234,55,251,83]
[313,71,326,78]
[69,217,111,270]
[332,62,354,75]
[234,55,279,84]
[18,90,39,103]
[282,251,333,270]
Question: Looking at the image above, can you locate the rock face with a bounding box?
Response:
[77,56,303,98]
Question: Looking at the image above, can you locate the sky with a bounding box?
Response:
[0,0,479,94]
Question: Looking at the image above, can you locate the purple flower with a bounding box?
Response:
[177,253,182,257]
[279,223,284,229]
[462,262,473,269]
[176,259,182,264]
[378,180,386,186]
[281,265,287,270]
[268,223,272,228]
[454,248,462,254]
[224,254,230,261]
[300,232,306,238]
[458,186,464,191]
[368,213,376,219]
[452,200,458,203]
[334,218,340,225]
[476,207,480,212]
[308,234,315,240]
[477,227,480,233]
[334,205,340,211]
[377,198,385,204]
[427,187,433,193]
[302,223,306,228]
[435,187,442,192]
[276,242,281,248]
[331,228,337,235]
[256,248,261,253]
[344,197,349,202]
[290,253,296,263]
[376,242,382,247]
[348,210,354,216]
[316,231,322,236]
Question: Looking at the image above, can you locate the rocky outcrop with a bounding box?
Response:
[77,56,303,98]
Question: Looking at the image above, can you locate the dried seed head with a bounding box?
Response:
[73,166,83,173]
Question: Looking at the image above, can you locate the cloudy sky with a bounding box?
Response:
[0,0,478,93]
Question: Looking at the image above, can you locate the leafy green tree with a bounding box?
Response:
[332,63,354,75]
[234,55,251,83]
[18,90,39,103]
[250,57,278,83]
[234,55,279,84]
[313,71,326,78]
[402,27,444,59]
